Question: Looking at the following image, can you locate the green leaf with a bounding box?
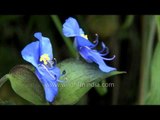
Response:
[53,58,125,105]
[156,16,160,42]
[138,16,156,104]
[0,75,8,88]
[94,80,108,96]
[145,42,160,104]
[6,65,48,105]
[0,81,32,105]
[18,64,35,72]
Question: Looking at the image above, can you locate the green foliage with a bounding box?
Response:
[0,81,32,105]
[156,16,160,41]
[0,65,48,105]
[94,80,108,96]
[145,42,160,104]
[84,15,119,38]
[121,15,134,29]
[145,16,160,104]
[53,58,125,105]
[0,58,124,105]
[138,16,156,104]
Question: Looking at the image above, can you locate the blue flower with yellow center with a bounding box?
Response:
[63,17,116,73]
[21,32,61,102]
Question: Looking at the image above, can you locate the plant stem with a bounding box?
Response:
[0,74,8,88]
[138,15,156,104]
[121,15,135,29]
[51,15,77,58]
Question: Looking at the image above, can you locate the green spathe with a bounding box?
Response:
[54,58,125,105]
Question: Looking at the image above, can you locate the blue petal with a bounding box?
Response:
[63,17,83,37]
[21,41,40,68]
[79,28,84,34]
[89,52,116,73]
[43,81,58,102]
[79,46,94,63]
[49,66,61,79]
[79,46,116,73]
[75,36,97,49]
[35,66,59,102]
[34,32,53,60]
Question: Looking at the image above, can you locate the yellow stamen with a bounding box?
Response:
[81,34,88,39]
[40,54,50,65]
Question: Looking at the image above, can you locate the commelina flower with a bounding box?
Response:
[21,32,61,102]
[62,17,116,73]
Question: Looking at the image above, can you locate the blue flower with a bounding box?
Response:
[21,32,61,102]
[63,17,116,73]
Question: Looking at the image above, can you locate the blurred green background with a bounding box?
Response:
[0,15,158,105]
